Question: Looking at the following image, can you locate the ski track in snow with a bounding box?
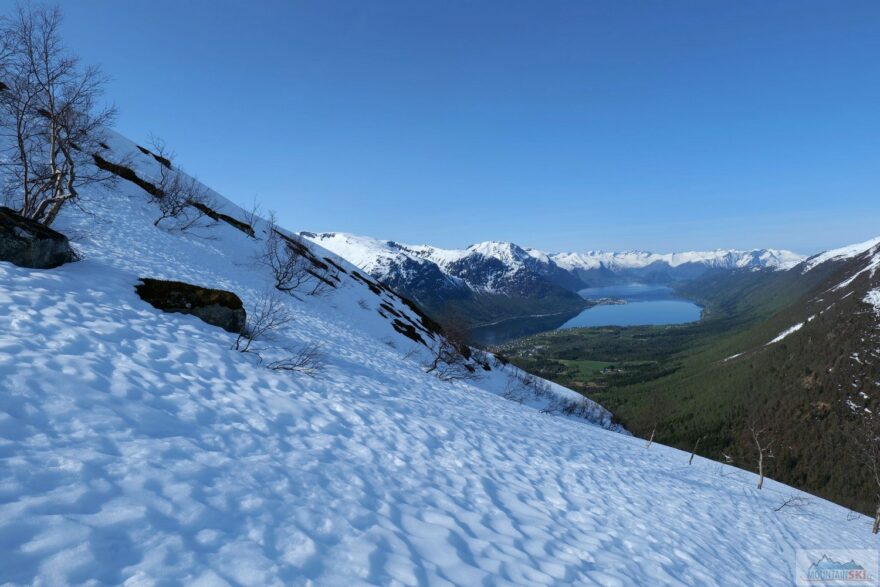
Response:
[0,134,877,586]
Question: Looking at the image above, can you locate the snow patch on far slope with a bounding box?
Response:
[767,322,805,345]
[833,251,880,291]
[766,315,817,345]
[865,289,880,317]
[803,236,880,272]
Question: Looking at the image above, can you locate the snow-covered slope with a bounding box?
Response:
[803,236,880,272]
[1,134,875,585]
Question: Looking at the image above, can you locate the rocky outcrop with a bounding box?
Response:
[135,278,246,333]
[0,207,76,269]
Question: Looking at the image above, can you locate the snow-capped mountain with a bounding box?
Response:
[553,248,803,271]
[303,231,803,329]
[300,232,587,329]
[2,129,877,586]
[305,233,801,288]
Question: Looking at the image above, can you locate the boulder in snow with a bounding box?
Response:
[0,206,76,269]
[135,278,246,333]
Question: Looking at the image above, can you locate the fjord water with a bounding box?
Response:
[559,283,702,329]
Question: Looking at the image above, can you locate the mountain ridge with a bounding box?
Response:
[302,231,804,333]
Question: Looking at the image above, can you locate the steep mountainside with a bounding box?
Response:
[304,232,803,332]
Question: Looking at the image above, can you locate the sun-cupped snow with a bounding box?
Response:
[2,133,877,586]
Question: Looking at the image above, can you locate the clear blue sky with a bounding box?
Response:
[50,0,880,254]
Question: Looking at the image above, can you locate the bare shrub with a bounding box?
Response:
[424,334,479,381]
[147,137,215,231]
[501,368,614,425]
[266,342,324,376]
[233,290,293,354]
[773,495,812,513]
[305,267,336,297]
[232,291,323,376]
[261,214,312,296]
[240,195,262,237]
[423,315,481,381]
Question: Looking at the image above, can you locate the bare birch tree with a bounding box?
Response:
[0,5,116,225]
[688,436,704,465]
[750,425,774,490]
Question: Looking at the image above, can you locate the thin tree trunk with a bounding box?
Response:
[757,451,764,490]
[645,427,655,449]
[873,507,880,535]
[688,436,703,465]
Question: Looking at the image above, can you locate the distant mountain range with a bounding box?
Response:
[301,231,804,328]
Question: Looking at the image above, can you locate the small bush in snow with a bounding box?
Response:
[234,290,293,354]
[266,342,324,376]
[147,137,216,232]
[260,214,337,298]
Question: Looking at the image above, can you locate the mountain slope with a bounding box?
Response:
[0,133,874,585]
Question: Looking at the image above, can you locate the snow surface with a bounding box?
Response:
[1,133,876,586]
